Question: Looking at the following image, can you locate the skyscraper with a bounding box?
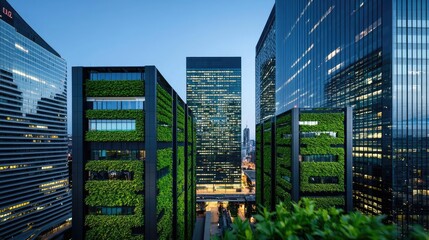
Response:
[274,0,429,236]
[72,66,196,240]
[243,126,250,155]
[256,6,276,124]
[0,2,71,239]
[187,57,242,192]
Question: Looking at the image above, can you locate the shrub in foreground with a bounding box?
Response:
[223,199,428,240]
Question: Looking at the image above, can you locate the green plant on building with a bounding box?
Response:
[85,110,144,142]
[177,105,185,142]
[299,112,345,207]
[157,85,173,142]
[156,148,173,239]
[275,113,292,205]
[84,160,144,240]
[86,80,144,97]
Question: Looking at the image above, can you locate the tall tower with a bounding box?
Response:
[187,57,242,193]
[0,1,70,239]
[273,0,429,236]
[243,126,250,155]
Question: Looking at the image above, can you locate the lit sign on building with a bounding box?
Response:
[2,7,12,19]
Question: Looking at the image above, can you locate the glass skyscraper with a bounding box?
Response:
[256,6,276,124]
[187,57,242,192]
[0,1,70,239]
[275,0,428,236]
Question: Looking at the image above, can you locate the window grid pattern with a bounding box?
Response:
[89,119,136,131]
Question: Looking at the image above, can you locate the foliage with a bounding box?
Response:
[256,124,263,205]
[86,206,144,240]
[223,198,398,240]
[307,197,345,209]
[84,160,144,239]
[300,162,345,192]
[85,80,144,97]
[157,85,173,142]
[299,112,345,193]
[85,110,144,142]
[156,147,173,239]
[157,148,173,170]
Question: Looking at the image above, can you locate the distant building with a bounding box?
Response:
[0,1,71,239]
[255,6,275,124]
[187,57,242,192]
[72,66,196,240]
[243,126,250,155]
[256,108,353,212]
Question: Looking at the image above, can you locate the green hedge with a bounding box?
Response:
[84,160,144,239]
[85,110,144,142]
[86,80,144,97]
[308,196,345,209]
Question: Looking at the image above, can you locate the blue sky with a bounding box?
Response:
[8,0,274,139]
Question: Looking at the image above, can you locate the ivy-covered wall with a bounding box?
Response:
[262,120,272,208]
[157,85,173,142]
[86,80,144,97]
[275,113,292,206]
[299,112,345,208]
[84,160,144,240]
[177,105,185,142]
[256,124,262,206]
[176,147,185,240]
[156,148,173,239]
[85,110,144,142]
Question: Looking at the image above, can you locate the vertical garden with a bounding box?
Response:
[299,112,346,208]
[156,84,173,239]
[84,78,145,240]
[275,113,292,205]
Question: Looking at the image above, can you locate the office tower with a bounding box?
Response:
[0,1,71,239]
[243,126,250,155]
[72,66,196,240]
[186,57,242,192]
[256,108,353,212]
[256,6,276,124]
[274,0,429,236]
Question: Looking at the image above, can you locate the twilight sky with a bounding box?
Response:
[8,0,274,139]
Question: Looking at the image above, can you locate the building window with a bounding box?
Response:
[89,72,143,81]
[89,119,136,131]
[302,155,338,162]
[300,131,337,138]
[90,100,144,110]
[89,171,134,180]
[91,150,145,160]
[88,206,134,215]
[308,176,339,184]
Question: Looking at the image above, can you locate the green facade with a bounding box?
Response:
[75,67,196,240]
[256,108,352,211]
